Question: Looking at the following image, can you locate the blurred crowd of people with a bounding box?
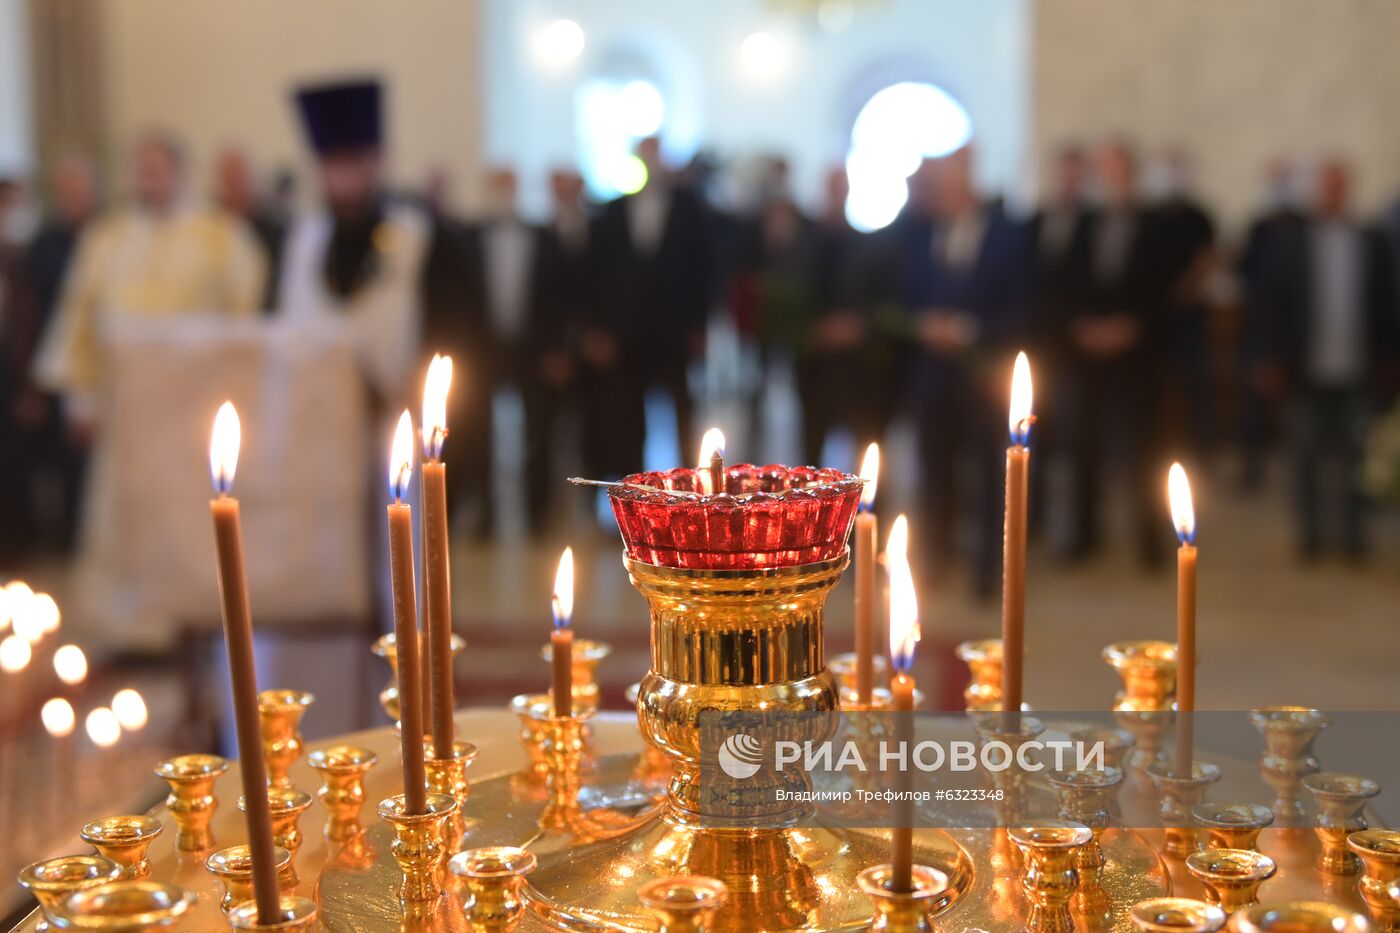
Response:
[2,82,1398,599]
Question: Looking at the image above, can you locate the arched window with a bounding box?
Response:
[844,81,972,232]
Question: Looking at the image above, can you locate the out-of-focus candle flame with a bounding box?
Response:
[422,354,453,460]
[85,707,121,748]
[1008,351,1034,447]
[42,698,75,738]
[886,515,920,673]
[389,410,415,502]
[112,688,148,731]
[859,442,880,511]
[4,581,33,638]
[0,634,31,673]
[53,644,87,685]
[552,546,574,629]
[1168,462,1195,545]
[0,587,10,634]
[32,593,60,635]
[210,401,241,495]
[11,597,43,643]
[699,427,726,466]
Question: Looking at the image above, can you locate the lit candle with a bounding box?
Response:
[551,547,575,718]
[886,515,920,893]
[421,354,455,758]
[53,644,87,688]
[854,442,880,705]
[112,688,148,732]
[699,427,726,495]
[1002,352,1033,723]
[388,410,428,813]
[1168,463,1197,778]
[208,402,281,924]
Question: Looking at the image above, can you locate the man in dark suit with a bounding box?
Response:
[897,146,1033,596]
[1255,160,1398,560]
[1062,141,1172,568]
[592,136,712,468]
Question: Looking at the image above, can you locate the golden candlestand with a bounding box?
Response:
[376,792,457,902]
[637,876,729,933]
[1347,830,1400,931]
[50,881,194,932]
[227,896,319,932]
[448,847,537,932]
[1226,901,1370,931]
[306,745,378,840]
[1104,641,1177,774]
[522,554,975,932]
[1009,821,1094,933]
[203,845,292,913]
[540,638,612,711]
[78,818,163,882]
[17,857,121,933]
[1248,707,1328,824]
[372,633,465,723]
[954,638,1004,712]
[856,865,949,933]
[152,755,226,852]
[1129,897,1226,932]
[257,690,314,791]
[1302,772,1381,875]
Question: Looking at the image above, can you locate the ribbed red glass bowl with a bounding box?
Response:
[607,464,863,570]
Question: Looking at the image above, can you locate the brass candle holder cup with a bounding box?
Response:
[540,636,612,711]
[1049,766,1123,889]
[79,817,164,881]
[1130,897,1228,932]
[1009,820,1093,933]
[855,864,951,933]
[238,788,312,886]
[1301,772,1381,875]
[425,740,478,850]
[1347,829,1400,931]
[50,881,195,932]
[152,754,227,852]
[1185,849,1277,915]
[1104,640,1177,772]
[257,689,314,790]
[1226,901,1371,932]
[954,638,1003,712]
[511,692,581,781]
[1071,726,1136,773]
[1147,761,1221,859]
[831,651,892,709]
[227,895,319,932]
[1248,707,1329,823]
[638,875,730,933]
[17,856,122,932]
[447,846,538,932]
[372,632,464,723]
[306,744,378,839]
[1193,803,1275,852]
[973,713,1047,826]
[204,844,292,912]
[377,792,458,902]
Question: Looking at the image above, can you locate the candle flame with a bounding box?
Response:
[53,644,87,685]
[699,427,726,466]
[886,514,920,673]
[422,354,453,460]
[112,688,148,731]
[389,410,415,501]
[858,442,880,510]
[1008,351,1034,447]
[41,697,74,738]
[1168,462,1195,544]
[32,593,60,635]
[210,401,241,495]
[552,546,574,629]
[0,634,30,673]
[5,580,33,639]
[85,707,121,748]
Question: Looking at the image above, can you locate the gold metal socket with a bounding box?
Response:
[1008,821,1094,933]
[1193,803,1274,851]
[377,792,458,902]
[425,740,478,851]
[1226,901,1371,932]
[1248,707,1328,823]
[540,637,612,711]
[239,788,312,887]
[638,875,730,933]
[1049,767,1123,888]
[1348,829,1400,931]
[855,864,950,933]
[1130,897,1228,932]
[226,895,319,932]
[152,754,227,852]
[17,856,122,933]
[257,689,314,791]
[307,744,378,839]
[78,817,163,881]
[1071,726,1137,773]
[447,845,538,932]
[1147,761,1221,859]
[1185,849,1277,915]
[372,633,464,723]
[954,638,1003,712]
[1104,641,1178,772]
[50,881,195,932]
[204,845,292,913]
[1302,772,1381,875]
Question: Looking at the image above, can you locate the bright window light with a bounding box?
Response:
[535,19,585,68]
[618,80,665,138]
[576,78,665,200]
[739,31,786,82]
[845,82,974,232]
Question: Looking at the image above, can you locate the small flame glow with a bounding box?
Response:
[552,546,575,629]
[112,688,148,731]
[1008,351,1034,447]
[389,410,415,501]
[886,515,920,673]
[53,644,87,685]
[42,698,75,738]
[0,587,10,633]
[32,593,60,635]
[0,634,31,673]
[1168,462,1195,544]
[859,442,880,511]
[4,581,33,638]
[10,596,43,643]
[210,402,241,495]
[85,707,121,748]
[699,427,726,466]
[422,354,453,460]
